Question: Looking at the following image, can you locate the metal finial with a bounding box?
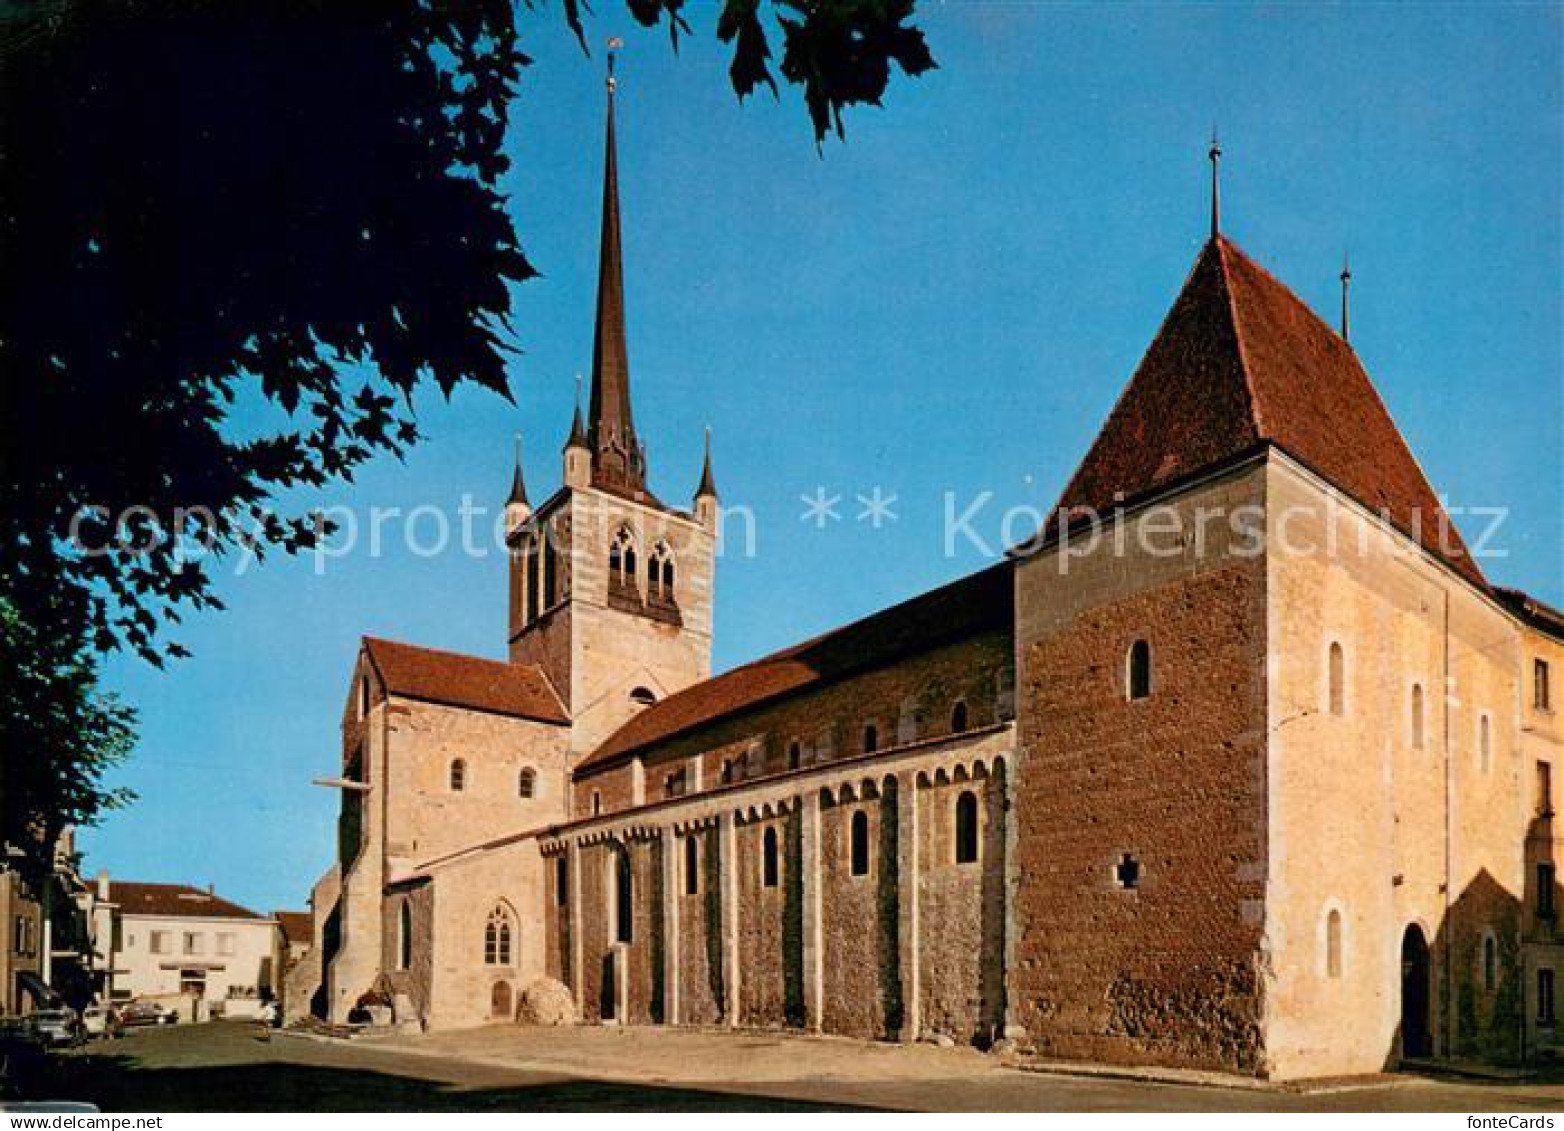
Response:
[1339,252,1352,344]
[607,36,623,92]
[1208,126,1222,239]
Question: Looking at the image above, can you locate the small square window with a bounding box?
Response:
[1113,853,1141,891]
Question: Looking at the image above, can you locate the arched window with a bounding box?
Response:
[449,759,466,792]
[850,811,870,877]
[614,848,633,944]
[518,766,536,799]
[484,905,513,966]
[542,534,558,609]
[1127,639,1152,701]
[1484,933,1498,991]
[1411,683,1426,749]
[609,527,639,598]
[1328,642,1345,716]
[684,834,699,896]
[1325,909,1343,978]
[1480,715,1492,773]
[787,741,802,771]
[863,723,879,754]
[629,686,657,707]
[398,900,413,971]
[591,790,602,816]
[491,980,512,1020]
[762,827,780,889]
[951,700,969,734]
[648,542,676,604]
[955,790,979,865]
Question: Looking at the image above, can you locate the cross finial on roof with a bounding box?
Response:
[1208,126,1222,239]
[1339,251,1352,345]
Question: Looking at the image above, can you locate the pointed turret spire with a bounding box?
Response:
[566,374,588,450]
[695,426,718,499]
[507,434,529,507]
[585,37,647,496]
[1208,127,1222,239]
[1339,252,1352,344]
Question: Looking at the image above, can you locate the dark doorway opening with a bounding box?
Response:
[1400,923,1432,1059]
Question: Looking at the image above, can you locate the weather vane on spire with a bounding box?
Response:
[1339,251,1352,344]
[607,36,623,92]
[1208,126,1222,239]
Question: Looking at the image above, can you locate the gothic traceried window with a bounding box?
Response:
[647,542,677,605]
[609,526,640,603]
[484,904,513,966]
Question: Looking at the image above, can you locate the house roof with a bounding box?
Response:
[577,563,1013,772]
[362,637,569,724]
[1047,235,1486,589]
[1496,588,1564,641]
[273,910,313,945]
[107,881,265,921]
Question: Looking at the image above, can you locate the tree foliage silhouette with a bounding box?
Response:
[0,0,932,863]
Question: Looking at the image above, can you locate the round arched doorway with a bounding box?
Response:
[1400,924,1432,1059]
[491,980,513,1021]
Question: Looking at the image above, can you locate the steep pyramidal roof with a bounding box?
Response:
[1052,235,1485,588]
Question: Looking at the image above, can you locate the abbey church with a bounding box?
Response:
[291,74,1564,1080]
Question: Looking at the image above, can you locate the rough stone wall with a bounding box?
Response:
[820,792,900,1039]
[575,629,1013,817]
[918,769,1007,1043]
[1522,623,1564,1059]
[738,811,805,1027]
[675,825,725,1025]
[1012,464,1270,1074]
[1265,457,1528,1077]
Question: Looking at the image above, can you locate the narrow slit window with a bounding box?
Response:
[762,827,779,889]
[955,790,979,865]
[518,766,536,799]
[1328,642,1345,716]
[1411,683,1425,749]
[1127,640,1152,701]
[1325,909,1342,979]
[849,811,870,877]
[449,759,466,792]
[951,700,969,734]
[862,723,878,754]
[684,834,699,896]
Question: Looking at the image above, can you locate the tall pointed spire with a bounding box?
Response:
[1208,127,1222,239]
[566,374,587,449]
[585,37,647,497]
[695,425,717,500]
[1339,252,1352,344]
[507,433,529,507]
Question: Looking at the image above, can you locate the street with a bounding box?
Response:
[28,1022,1564,1112]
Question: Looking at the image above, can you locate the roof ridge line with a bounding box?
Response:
[1214,236,1267,439]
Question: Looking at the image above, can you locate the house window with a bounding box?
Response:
[665,769,685,799]
[1539,761,1554,817]
[183,932,202,956]
[484,905,514,966]
[762,827,780,889]
[217,933,235,957]
[862,723,879,754]
[11,917,27,956]
[1328,642,1345,716]
[1538,659,1553,711]
[951,700,969,734]
[1540,864,1557,920]
[955,790,980,865]
[592,790,602,816]
[555,857,568,907]
[787,741,801,771]
[1541,968,1557,1026]
[1480,715,1492,774]
[720,759,734,785]
[1484,934,1497,992]
[1411,683,1425,749]
[450,758,467,792]
[1325,909,1342,979]
[150,931,170,955]
[684,835,699,896]
[1114,853,1141,890]
[629,686,657,707]
[614,850,633,944]
[359,676,370,718]
[850,811,870,877]
[1127,639,1152,700]
[399,900,413,969]
[518,767,536,799]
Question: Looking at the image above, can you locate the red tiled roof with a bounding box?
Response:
[362,637,569,724]
[273,911,313,945]
[1047,236,1486,589]
[107,881,264,921]
[578,563,1013,772]
[1496,588,1564,640]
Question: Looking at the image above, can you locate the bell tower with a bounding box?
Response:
[507,48,718,760]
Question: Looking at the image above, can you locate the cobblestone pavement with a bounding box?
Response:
[32,1021,1564,1112]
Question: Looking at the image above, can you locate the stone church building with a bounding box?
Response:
[294,77,1564,1080]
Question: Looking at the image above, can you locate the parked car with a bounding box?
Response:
[118,1000,176,1027]
[25,1010,82,1049]
[80,1005,122,1040]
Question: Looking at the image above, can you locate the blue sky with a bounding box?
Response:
[82,3,1562,912]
